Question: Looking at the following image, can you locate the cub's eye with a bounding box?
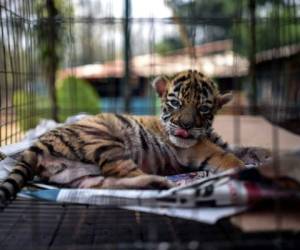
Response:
[169,100,180,108]
[199,106,210,113]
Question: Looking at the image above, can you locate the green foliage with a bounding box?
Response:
[13,77,100,131]
[165,0,238,43]
[155,37,184,55]
[165,0,300,55]
[13,90,33,132]
[234,4,300,55]
[33,0,73,69]
[13,90,51,132]
[155,96,161,115]
[57,77,100,122]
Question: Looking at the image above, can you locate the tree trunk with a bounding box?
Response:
[46,0,59,121]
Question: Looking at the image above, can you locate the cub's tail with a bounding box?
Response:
[0,146,41,207]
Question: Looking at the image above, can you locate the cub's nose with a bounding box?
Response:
[179,120,194,130]
[177,106,196,130]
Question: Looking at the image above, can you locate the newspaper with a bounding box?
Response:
[125,206,246,224]
[19,187,245,224]
[20,166,296,207]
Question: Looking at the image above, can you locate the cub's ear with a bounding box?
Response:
[217,92,233,108]
[152,75,169,97]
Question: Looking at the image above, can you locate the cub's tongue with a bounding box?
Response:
[174,128,189,138]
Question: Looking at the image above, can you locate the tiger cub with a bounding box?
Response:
[0,70,244,204]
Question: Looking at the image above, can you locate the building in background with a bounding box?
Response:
[58,40,249,114]
[256,44,300,135]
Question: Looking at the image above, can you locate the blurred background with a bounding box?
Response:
[1,2,300,249]
[1,0,300,152]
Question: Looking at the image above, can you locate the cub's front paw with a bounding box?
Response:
[217,153,244,172]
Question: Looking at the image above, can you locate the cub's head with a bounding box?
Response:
[153,70,232,148]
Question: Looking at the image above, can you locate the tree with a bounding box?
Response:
[57,77,100,122]
[14,76,100,131]
[33,0,73,121]
[155,37,184,55]
[164,0,300,55]
[164,0,236,46]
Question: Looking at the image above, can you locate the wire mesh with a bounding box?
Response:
[0,0,50,147]
[0,0,300,249]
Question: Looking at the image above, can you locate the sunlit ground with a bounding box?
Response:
[0,122,24,146]
[214,115,300,152]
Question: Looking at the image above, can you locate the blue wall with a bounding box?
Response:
[100,97,160,115]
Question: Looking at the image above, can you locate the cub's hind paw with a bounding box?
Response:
[235,146,272,166]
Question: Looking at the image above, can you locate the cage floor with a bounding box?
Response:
[0,198,299,250]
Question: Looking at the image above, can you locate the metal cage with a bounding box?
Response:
[0,0,300,249]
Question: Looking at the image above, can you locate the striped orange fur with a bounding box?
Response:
[0,70,244,205]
